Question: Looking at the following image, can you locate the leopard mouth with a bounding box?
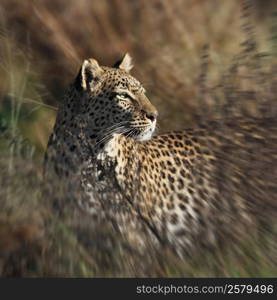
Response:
[122,128,141,138]
[123,123,156,141]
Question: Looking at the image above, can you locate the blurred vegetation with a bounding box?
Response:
[0,0,277,277]
[1,0,277,152]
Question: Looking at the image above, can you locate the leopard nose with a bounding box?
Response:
[145,111,158,122]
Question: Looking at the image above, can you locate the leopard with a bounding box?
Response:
[45,53,277,257]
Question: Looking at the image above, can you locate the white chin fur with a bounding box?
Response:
[136,121,156,141]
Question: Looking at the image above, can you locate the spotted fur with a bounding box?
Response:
[45,54,277,256]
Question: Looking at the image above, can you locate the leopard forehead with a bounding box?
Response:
[98,67,146,94]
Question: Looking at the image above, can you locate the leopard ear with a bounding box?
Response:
[75,58,104,91]
[113,53,133,73]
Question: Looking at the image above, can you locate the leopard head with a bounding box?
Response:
[74,53,158,141]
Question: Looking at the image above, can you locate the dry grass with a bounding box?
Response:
[0,0,277,277]
[1,138,277,277]
[1,0,276,135]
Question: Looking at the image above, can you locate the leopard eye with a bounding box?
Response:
[117,92,130,99]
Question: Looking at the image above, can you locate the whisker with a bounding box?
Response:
[93,127,130,148]
[102,121,130,132]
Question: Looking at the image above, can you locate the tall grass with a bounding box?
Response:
[0,0,277,277]
[1,0,276,136]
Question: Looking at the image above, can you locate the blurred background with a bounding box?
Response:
[0,0,276,156]
[1,0,277,277]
